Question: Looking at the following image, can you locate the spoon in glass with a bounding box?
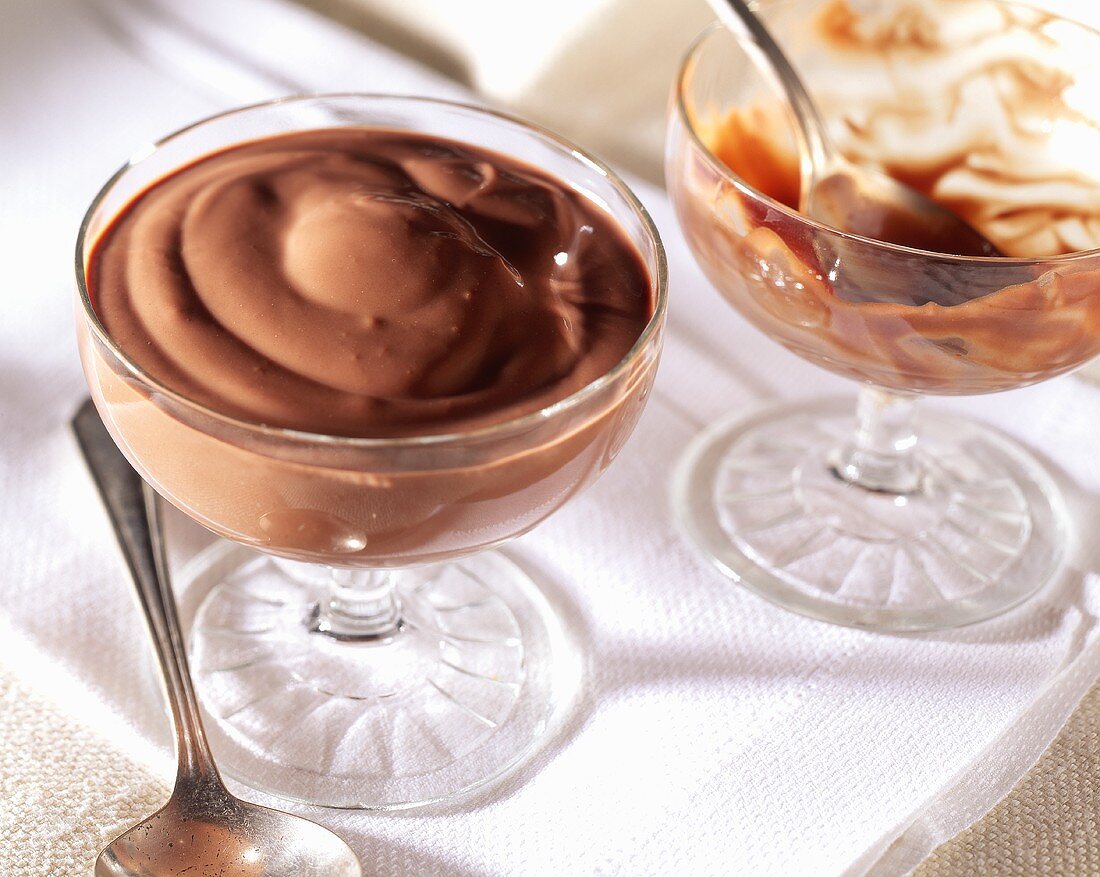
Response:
[706,0,1000,256]
[73,399,363,877]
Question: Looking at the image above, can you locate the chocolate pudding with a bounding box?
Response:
[669,0,1100,394]
[90,129,651,436]
[79,122,662,565]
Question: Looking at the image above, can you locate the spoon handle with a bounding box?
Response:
[72,399,220,786]
[706,0,831,171]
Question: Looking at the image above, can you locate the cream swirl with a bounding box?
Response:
[812,0,1100,257]
[90,129,652,437]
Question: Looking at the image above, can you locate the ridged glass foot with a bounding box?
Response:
[673,397,1068,631]
[180,543,568,808]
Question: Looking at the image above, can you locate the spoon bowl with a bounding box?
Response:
[95,781,361,877]
[808,167,1000,257]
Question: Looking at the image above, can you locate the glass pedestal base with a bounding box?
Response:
[179,544,569,809]
[673,398,1068,631]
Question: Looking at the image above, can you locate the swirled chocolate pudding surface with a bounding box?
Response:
[90,129,653,437]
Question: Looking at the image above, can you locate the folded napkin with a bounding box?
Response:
[4,0,1100,875]
[912,677,1100,877]
[300,0,713,181]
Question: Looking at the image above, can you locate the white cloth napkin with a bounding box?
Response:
[303,0,714,180]
[4,0,1100,874]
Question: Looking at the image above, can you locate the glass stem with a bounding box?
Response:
[831,386,923,494]
[312,569,403,641]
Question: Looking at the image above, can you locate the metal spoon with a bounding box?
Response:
[72,399,363,877]
[706,0,1000,256]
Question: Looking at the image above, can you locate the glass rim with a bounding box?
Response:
[675,17,1100,267]
[76,92,668,449]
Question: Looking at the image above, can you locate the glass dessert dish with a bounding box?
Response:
[667,0,1100,631]
[77,94,666,807]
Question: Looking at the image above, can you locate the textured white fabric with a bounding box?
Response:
[3,0,1100,875]
[864,645,1100,877]
[911,675,1100,877]
[0,623,170,877]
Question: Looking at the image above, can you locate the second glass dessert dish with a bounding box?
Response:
[77,94,666,807]
[667,0,1100,631]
